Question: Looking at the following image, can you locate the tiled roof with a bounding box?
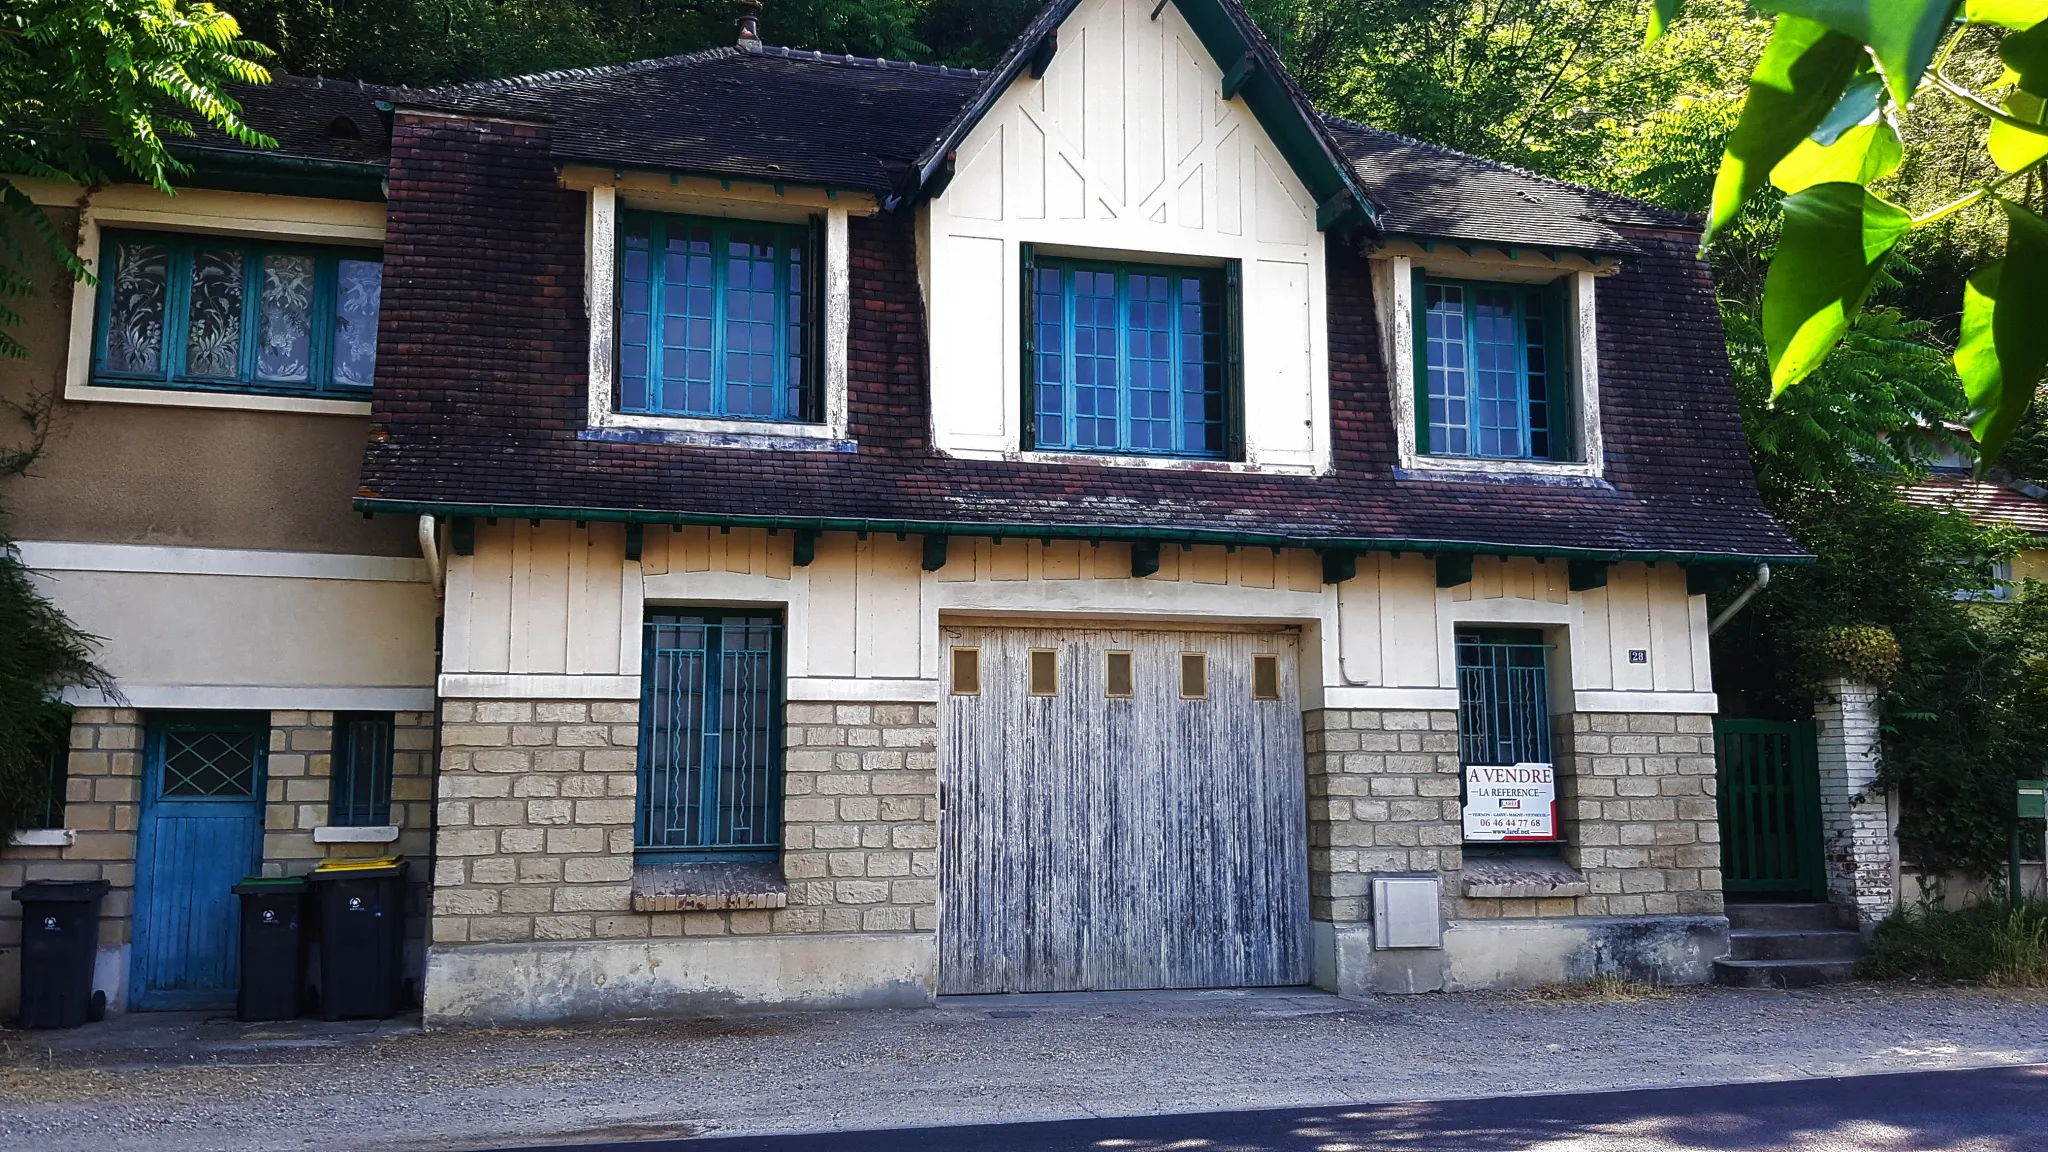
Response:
[395,45,985,193]
[356,113,1802,563]
[192,75,395,166]
[1325,118,1693,254]
[1899,476,2048,537]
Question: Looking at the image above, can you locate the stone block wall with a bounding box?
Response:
[263,710,436,871]
[1552,712,1723,918]
[1303,709,1465,922]
[427,699,938,947]
[1306,708,1725,931]
[0,709,144,957]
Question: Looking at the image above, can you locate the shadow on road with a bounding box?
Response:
[536,1065,2048,1152]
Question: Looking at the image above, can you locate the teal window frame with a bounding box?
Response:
[90,229,381,398]
[1414,274,1571,462]
[636,611,785,864]
[1022,248,1240,460]
[617,210,820,424]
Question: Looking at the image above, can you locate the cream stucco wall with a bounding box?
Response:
[922,0,1330,473]
[440,523,1714,712]
[23,542,439,710]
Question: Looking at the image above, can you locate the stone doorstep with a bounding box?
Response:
[631,859,789,912]
[1460,854,1592,900]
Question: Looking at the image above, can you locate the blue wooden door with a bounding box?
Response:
[132,713,267,1010]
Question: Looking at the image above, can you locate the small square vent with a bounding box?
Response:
[1372,875,1443,950]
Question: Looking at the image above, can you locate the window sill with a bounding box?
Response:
[1396,457,1606,487]
[632,858,788,912]
[314,825,400,844]
[1014,450,1321,476]
[67,380,371,418]
[580,425,855,453]
[1460,853,1590,899]
[9,829,75,848]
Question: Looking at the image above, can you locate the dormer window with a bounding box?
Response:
[1022,248,1239,460]
[618,211,818,422]
[1379,255,1603,479]
[1420,278,1566,461]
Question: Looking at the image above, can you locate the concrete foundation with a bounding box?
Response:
[1317,914,1727,996]
[422,932,937,1025]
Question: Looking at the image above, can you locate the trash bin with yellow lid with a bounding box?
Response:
[309,856,406,1020]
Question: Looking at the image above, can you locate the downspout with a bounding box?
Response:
[1708,564,1771,635]
[418,514,444,593]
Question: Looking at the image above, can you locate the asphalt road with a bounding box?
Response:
[536,1064,2048,1152]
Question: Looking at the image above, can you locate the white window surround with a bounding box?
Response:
[58,184,387,418]
[314,825,401,844]
[1376,253,1606,482]
[584,185,852,448]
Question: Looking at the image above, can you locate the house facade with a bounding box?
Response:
[3,0,1801,1025]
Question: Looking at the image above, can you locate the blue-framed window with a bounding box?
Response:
[1416,276,1569,461]
[92,230,380,397]
[329,712,395,827]
[1025,250,1237,458]
[637,611,784,862]
[618,211,818,422]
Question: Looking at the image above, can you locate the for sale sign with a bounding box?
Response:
[1463,762,1558,841]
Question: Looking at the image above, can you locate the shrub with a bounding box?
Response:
[1860,899,2048,986]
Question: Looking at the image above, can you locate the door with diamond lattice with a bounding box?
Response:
[132,712,268,1010]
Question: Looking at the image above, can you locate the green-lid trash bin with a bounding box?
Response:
[233,876,309,1022]
[310,857,406,1020]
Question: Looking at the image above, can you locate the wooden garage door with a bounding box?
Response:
[939,626,1309,994]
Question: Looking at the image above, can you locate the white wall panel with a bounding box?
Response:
[925,0,1328,473]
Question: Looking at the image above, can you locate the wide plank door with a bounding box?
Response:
[940,626,1308,994]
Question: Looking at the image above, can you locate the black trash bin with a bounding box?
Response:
[11,879,110,1029]
[233,876,309,1022]
[309,858,405,1020]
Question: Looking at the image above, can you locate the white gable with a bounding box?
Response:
[923,0,1330,473]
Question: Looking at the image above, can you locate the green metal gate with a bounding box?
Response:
[1713,719,1825,900]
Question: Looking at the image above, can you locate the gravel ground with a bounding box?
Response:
[2,983,2043,1152]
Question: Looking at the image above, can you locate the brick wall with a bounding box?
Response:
[1814,680,1893,924]
[428,699,938,947]
[1306,708,1724,929]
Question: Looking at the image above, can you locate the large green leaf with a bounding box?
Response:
[1811,71,1885,143]
[1958,202,2048,462]
[1989,90,2048,171]
[1647,0,1685,43]
[1764,182,1915,394]
[1966,0,2048,29]
[1771,117,1904,192]
[2003,21,2048,96]
[1706,15,1866,244]
[1761,0,1959,105]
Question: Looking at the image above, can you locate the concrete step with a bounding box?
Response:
[1725,902,1841,932]
[1713,958,1860,988]
[1727,929,1866,962]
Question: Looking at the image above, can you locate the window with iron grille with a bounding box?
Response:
[330,712,395,826]
[149,712,267,799]
[1023,248,1239,459]
[1456,630,1553,769]
[617,211,819,423]
[638,612,784,862]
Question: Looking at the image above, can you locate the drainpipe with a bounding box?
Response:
[418,514,444,593]
[1708,564,1771,635]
